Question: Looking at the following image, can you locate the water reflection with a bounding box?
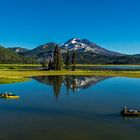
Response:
[33,76,110,97]
[1,76,140,140]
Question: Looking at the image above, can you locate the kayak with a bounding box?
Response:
[120,107,140,116]
[0,92,20,99]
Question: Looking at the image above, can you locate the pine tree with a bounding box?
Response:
[48,60,54,70]
[41,60,47,69]
[57,46,62,70]
[65,50,70,70]
[71,50,77,71]
[53,45,63,70]
[53,46,57,70]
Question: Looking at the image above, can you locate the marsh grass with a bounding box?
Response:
[0,64,41,67]
[1,64,140,84]
[1,69,140,84]
[0,77,29,84]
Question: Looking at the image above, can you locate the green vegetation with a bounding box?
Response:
[0,64,41,70]
[0,64,41,66]
[75,52,140,64]
[71,50,77,71]
[22,42,57,58]
[1,69,140,83]
[53,45,63,70]
[65,50,70,70]
[75,64,140,66]
[2,63,140,67]
[0,78,29,84]
[1,64,140,84]
[0,46,37,64]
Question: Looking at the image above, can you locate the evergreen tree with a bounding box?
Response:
[71,50,77,71]
[53,47,57,70]
[57,46,62,70]
[53,45,63,70]
[40,60,47,69]
[65,50,70,70]
[48,60,54,70]
[0,46,37,64]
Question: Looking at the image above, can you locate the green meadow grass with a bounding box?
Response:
[0,64,41,67]
[0,78,29,84]
[1,69,140,84]
[1,64,140,84]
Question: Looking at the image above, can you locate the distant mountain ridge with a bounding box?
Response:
[6,38,140,64]
[23,42,57,57]
[9,47,29,54]
[0,46,36,64]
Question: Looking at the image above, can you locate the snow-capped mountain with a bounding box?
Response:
[7,38,140,64]
[60,38,122,56]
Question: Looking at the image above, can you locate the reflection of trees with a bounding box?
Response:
[33,76,110,98]
[47,76,77,97]
[65,76,77,95]
[65,77,70,96]
[48,76,63,98]
[46,76,77,97]
[71,76,77,93]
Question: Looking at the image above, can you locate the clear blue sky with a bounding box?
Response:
[0,0,140,54]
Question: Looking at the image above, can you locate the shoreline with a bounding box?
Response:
[1,69,140,84]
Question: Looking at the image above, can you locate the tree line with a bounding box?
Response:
[0,46,37,64]
[42,45,77,71]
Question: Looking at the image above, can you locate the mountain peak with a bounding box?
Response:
[37,42,58,49]
[65,38,94,44]
[59,38,123,56]
[4,37,140,64]
[64,38,81,45]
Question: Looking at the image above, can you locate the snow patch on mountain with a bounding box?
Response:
[60,38,123,56]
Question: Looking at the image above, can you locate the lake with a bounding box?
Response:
[0,76,140,140]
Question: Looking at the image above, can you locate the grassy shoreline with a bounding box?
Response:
[1,64,140,84]
[1,69,140,84]
[0,64,41,66]
[0,64,140,66]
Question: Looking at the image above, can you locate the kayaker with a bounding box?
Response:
[123,106,127,112]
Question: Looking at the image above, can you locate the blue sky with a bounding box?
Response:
[0,0,140,54]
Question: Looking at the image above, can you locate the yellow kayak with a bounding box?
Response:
[0,92,20,99]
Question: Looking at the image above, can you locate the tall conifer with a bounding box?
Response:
[65,50,70,69]
[53,45,63,70]
[71,50,77,71]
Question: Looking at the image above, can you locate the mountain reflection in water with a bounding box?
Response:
[32,76,110,98]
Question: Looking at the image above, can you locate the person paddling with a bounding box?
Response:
[123,106,127,113]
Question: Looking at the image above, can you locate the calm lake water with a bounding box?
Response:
[0,76,140,140]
